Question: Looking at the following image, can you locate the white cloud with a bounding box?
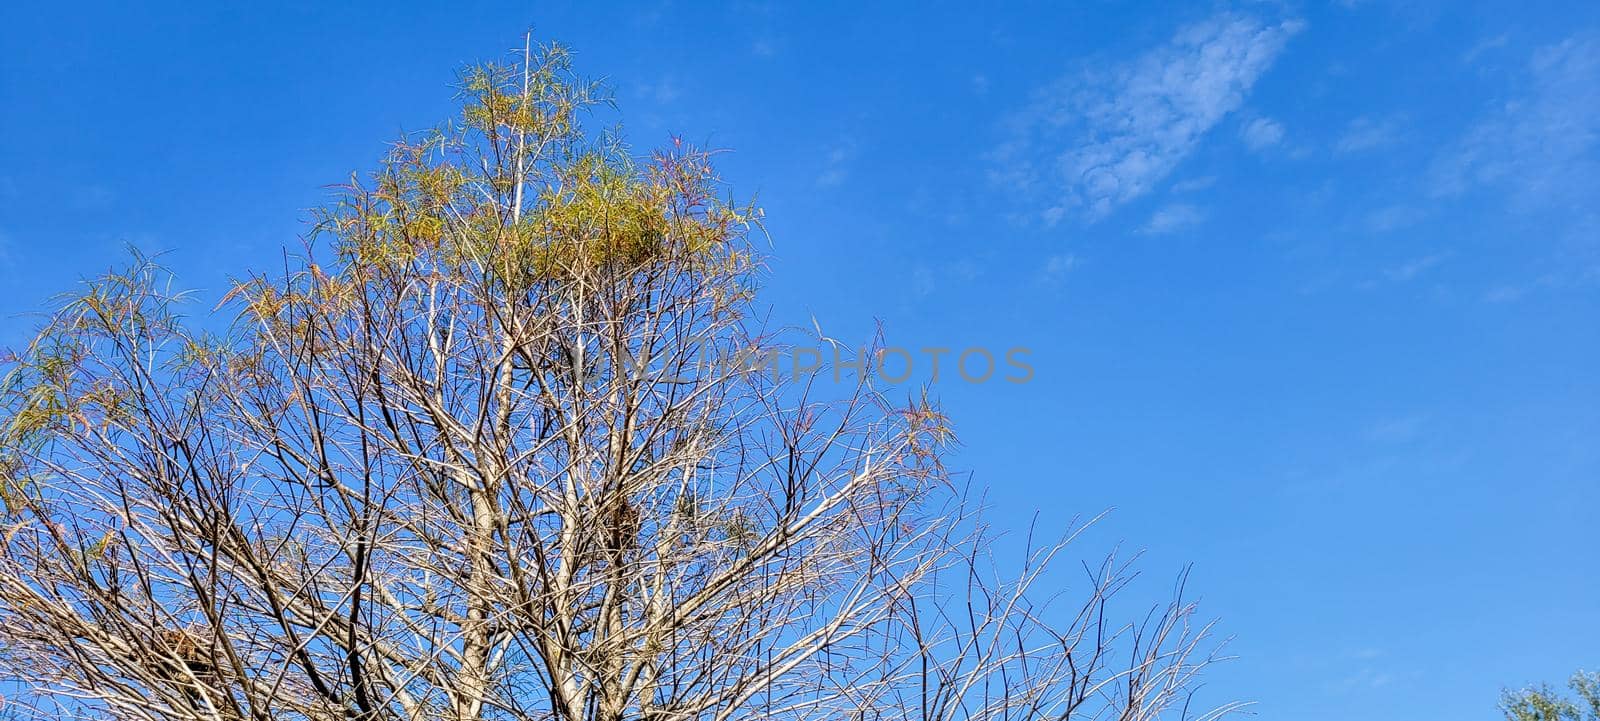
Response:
[1433,33,1600,210]
[1335,115,1400,153]
[1462,34,1510,65]
[1170,175,1218,193]
[1336,668,1397,691]
[639,77,681,104]
[71,184,116,211]
[816,142,856,188]
[1383,253,1447,282]
[1240,116,1286,151]
[1365,203,1426,232]
[1141,203,1205,234]
[911,266,936,297]
[1044,253,1078,277]
[1484,284,1526,303]
[992,12,1304,222]
[910,259,986,295]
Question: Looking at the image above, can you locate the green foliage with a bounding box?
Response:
[459,45,594,140]
[0,252,209,518]
[282,39,757,325]
[1503,671,1600,721]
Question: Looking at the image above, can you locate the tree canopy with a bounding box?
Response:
[1503,671,1600,721]
[0,39,1227,721]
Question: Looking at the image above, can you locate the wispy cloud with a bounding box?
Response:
[1141,203,1206,234]
[636,76,682,105]
[1382,253,1448,282]
[911,266,936,297]
[1462,33,1510,65]
[1485,283,1531,303]
[1170,175,1218,193]
[1335,115,1400,153]
[1433,33,1600,210]
[1365,203,1426,233]
[910,258,985,296]
[816,141,857,188]
[993,12,1305,222]
[1239,116,1287,152]
[1043,253,1079,280]
[1333,667,1397,691]
[1322,647,1400,693]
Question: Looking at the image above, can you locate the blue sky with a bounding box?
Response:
[2,1,1596,718]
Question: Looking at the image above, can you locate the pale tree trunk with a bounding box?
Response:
[0,37,1235,721]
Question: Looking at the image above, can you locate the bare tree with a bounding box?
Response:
[0,39,1234,721]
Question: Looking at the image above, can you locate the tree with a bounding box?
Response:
[1503,671,1600,721]
[0,39,1231,721]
